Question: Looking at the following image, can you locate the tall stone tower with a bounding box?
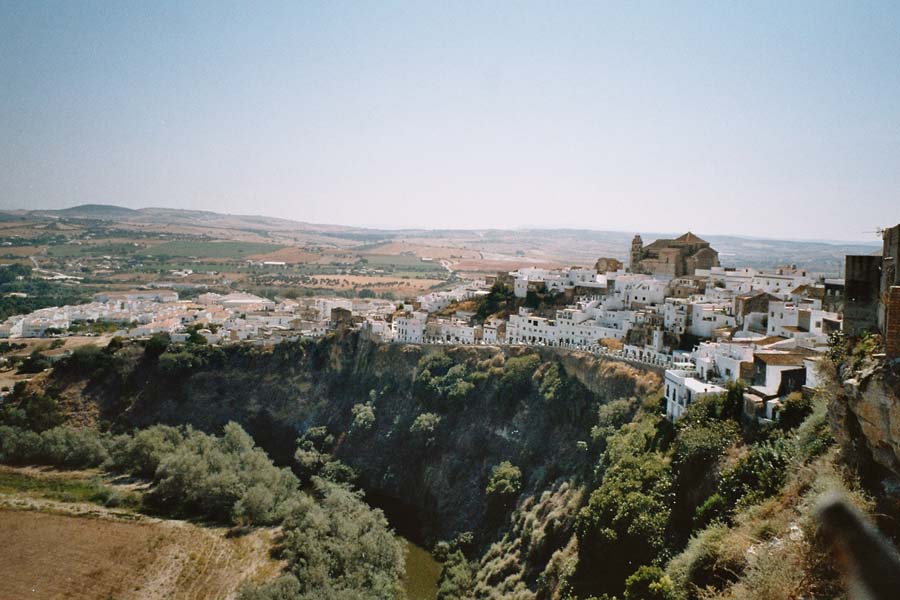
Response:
[630,235,643,272]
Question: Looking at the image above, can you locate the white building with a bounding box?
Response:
[665,366,727,421]
[392,311,428,343]
[663,298,691,336]
[688,301,736,339]
[511,267,607,299]
[766,301,841,342]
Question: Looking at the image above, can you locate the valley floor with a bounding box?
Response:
[0,466,283,600]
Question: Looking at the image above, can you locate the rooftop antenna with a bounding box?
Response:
[863,228,885,237]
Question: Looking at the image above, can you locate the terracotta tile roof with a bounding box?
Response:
[674,231,707,244]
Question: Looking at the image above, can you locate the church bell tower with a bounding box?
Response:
[630,235,643,272]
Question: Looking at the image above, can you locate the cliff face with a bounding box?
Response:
[829,359,900,482]
[34,334,660,552]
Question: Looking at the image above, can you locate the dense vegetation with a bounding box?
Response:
[0,417,405,599]
[0,330,887,599]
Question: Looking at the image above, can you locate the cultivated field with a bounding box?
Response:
[305,274,446,295]
[145,240,286,259]
[0,467,283,600]
[0,509,280,600]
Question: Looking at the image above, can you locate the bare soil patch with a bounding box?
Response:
[0,507,282,600]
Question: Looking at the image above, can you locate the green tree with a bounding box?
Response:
[436,550,474,600]
[624,565,676,600]
[485,460,522,505]
[350,402,376,435]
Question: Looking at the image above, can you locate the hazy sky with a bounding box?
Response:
[1,1,898,240]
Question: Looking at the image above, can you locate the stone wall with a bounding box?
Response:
[844,254,882,336]
[886,286,900,359]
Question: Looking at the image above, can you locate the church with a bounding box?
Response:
[630,232,720,277]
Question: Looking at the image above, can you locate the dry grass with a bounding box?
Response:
[0,467,284,600]
[361,242,481,261]
[668,449,868,600]
[305,274,446,295]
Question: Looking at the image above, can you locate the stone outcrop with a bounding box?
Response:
[830,359,900,480]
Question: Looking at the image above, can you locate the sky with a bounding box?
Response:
[1,1,898,241]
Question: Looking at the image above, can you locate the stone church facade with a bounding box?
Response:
[630,232,720,277]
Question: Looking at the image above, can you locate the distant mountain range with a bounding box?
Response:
[6,204,884,276]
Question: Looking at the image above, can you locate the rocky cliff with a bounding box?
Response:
[830,358,900,483]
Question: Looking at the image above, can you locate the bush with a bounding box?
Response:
[158,350,204,375]
[667,524,745,598]
[794,400,833,462]
[486,461,522,500]
[279,478,405,598]
[497,354,540,406]
[410,412,442,436]
[778,392,813,431]
[350,402,376,435]
[624,565,677,600]
[149,422,300,525]
[718,437,792,510]
[0,425,108,468]
[0,425,42,463]
[0,391,65,432]
[575,450,672,596]
[417,353,454,378]
[107,425,185,478]
[17,350,50,374]
[143,333,171,359]
[437,550,474,600]
[64,345,110,372]
[37,427,109,468]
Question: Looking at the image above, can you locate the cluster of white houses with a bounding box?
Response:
[379,233,844,425]
[1,231,854,426]
[0,289,396,346]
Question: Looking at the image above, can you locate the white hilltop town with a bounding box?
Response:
[4,227,899,428]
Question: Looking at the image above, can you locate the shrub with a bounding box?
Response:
[437,550,474,600]
[693,493,727,529]
[0,425,42,463]
[17,350,50,374]
[107,425,185,478]
[238,575,302,600]
[279,478,405,598]
[778,392,813,431]
[350,402,376,434]
[150,422,300,525]
[143,333,171,359]
[64,345,110,372]
[497,355,541,406]
[624,565,677,600]
[417,352,454,378]
[718,437,792,510]
[794,400,833,462]
[0,391,65,432]
[486,461,523,500]
[37,427,109,468]
[666,524,745,598]
[158,350,204,375]
[575,450,673,596]
[0,425,107,468]
[410,412,442,442]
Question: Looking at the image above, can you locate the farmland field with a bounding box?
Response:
[144,240,285,259]
[0,509,281,600]
[0,467,283,600]
[46,242,145,257]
